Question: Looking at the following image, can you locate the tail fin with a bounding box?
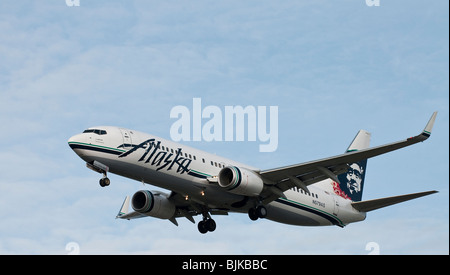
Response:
[335,130,371,202]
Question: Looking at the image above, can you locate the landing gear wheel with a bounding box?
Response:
[248,205,267,221]
[198,218,216,234]
[198,221,208,234]
[256,205,267,218]
[248,208,259,221]
[99,177,110,187]
[205,218,216,232]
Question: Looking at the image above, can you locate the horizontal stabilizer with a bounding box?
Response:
[351,191,438,212]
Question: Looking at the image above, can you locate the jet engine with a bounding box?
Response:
[131,190,176,220]
[218,166,264,196]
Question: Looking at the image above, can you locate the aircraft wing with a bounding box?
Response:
[116,192,229,225]
[259,112,437,203]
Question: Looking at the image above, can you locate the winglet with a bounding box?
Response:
[116,196,130,219]
[422,111,438,137]
[417,111,438,141]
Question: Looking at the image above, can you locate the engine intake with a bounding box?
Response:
[218,166,264,196]
[131,190,176,219]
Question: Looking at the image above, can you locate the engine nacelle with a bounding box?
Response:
[131,190,176,220]
[218,166,264,196]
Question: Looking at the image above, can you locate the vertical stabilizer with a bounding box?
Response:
[335,130,371,202]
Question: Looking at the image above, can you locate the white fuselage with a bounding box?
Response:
[68,126,366,227]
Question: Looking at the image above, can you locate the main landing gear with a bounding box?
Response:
[248,205,267,221]
[198,212,216,234]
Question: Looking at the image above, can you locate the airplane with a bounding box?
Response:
[68,112,438,234]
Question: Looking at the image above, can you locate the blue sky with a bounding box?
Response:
[0,0,448,254]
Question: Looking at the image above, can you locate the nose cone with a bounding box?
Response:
[68,134,81,147]
[68,135,75,145]
[68,133,86,156]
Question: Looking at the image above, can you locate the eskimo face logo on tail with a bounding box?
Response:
[117,139,192,174]
[336,160,367,202]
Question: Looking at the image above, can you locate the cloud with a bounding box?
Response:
[0,0,448,255]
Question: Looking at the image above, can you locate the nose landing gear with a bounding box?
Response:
[99,176,110,187]
[86,161,110,187]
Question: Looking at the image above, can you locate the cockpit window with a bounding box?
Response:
[83,129,107,135]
